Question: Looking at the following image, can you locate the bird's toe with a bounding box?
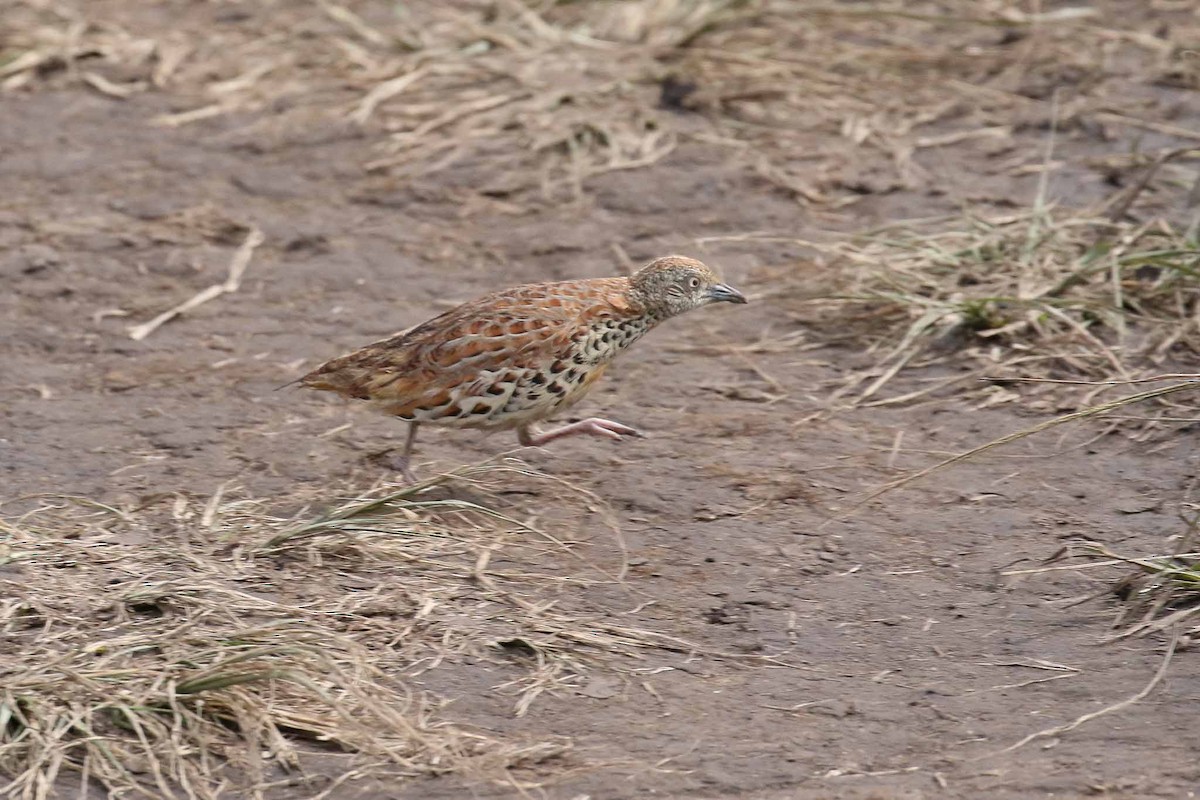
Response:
[592,419,644,440]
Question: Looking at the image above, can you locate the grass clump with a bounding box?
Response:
[1049,521,1200,644]
[800,206,1200,413]
[0,462,688,798]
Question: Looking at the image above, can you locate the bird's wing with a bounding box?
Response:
[301,278,631,415]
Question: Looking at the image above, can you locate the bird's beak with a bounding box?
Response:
[707,282,747,304]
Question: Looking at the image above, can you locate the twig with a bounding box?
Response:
[985,632,1179,757]
[350,68,426,125]
[128,227,264,341]
[988,373,1200,386]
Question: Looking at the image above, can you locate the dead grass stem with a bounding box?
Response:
[6,0,1171,209]
[801,207,1200,411]
[0,461,693,797]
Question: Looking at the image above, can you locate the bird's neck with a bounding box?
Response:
[578,299,662,365]
[624,286,671,325]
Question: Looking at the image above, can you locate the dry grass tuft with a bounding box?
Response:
[1032,511,1200,645]
[1076,542,1200,643]
[799,206,1200,413]
[8,0,1190,207]
[0,461,691,798]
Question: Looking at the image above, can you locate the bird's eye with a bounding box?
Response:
[687,276,701,289]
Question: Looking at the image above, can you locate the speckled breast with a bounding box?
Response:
[491,315,655,427]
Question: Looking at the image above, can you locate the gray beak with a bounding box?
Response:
[708,282,747,304]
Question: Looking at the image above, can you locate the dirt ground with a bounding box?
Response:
[5,2,1200,798]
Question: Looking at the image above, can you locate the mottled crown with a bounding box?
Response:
[632,255,716,284]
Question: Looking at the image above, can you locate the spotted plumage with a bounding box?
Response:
[298,255,746,481]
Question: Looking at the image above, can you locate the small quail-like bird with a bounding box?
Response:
[299,255,747,481]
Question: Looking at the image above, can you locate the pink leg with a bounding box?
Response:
[518,418,644,447]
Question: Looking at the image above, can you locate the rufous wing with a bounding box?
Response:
[301,277,634,418]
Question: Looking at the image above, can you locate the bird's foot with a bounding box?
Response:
[520,418,644,447]
[366,447,420,485]
[392,458,419,486]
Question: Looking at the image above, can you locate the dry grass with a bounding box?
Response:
[982,511,1200,758]
[1031,510,1200,644]
[6,0,1195,400]
[5,0,1194,203]
[4,0,1200,793]
[0,461,697,798]
[1073,542,1200,642]
[795,201,1200,413]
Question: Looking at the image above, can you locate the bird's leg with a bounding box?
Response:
[382,422,420,484]
[517,418,643,447]
[396,422,420,484]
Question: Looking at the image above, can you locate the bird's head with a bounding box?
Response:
[629,255,747,318]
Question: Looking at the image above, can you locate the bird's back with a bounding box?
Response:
[301,276,651,428]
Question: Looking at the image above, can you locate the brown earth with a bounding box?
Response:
[4,2,1200,799]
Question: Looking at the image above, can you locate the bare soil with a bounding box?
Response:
[4,2,1200,798]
